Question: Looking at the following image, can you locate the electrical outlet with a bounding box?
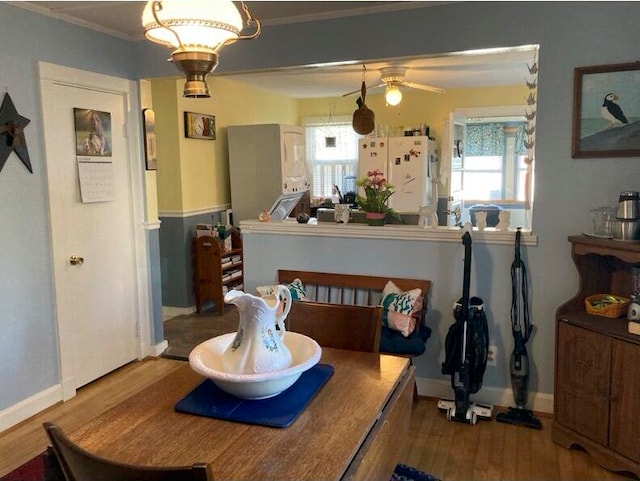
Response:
[487,345,497,366]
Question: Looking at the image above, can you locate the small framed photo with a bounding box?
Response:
[572,62,640,158]
[142,108,157,170]
[184,111,215,140]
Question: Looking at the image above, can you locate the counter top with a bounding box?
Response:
[239,219,537,246]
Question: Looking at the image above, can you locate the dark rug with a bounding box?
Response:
[1,450,63,481]
[1,452,439,481]
[162,305,240,360]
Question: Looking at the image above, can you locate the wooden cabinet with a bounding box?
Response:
[554,235,640,477]
[193,231,243,315]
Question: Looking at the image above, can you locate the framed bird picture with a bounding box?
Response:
[572,61,640,158]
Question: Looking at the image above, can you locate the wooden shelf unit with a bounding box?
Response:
[193,231,243,315]
[553,235,640,477]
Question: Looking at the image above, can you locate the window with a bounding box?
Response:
[447,105,535,230]
[462,122,528,201]
[303,117,359,200]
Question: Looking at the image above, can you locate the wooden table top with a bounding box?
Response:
[69,349,410,481]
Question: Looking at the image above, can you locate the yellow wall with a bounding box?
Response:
[298,84,529,147]
[150,78,182,212]
[151,77,298,213]
[151,77,526,214]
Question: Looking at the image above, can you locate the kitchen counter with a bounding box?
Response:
[239,219,537,246]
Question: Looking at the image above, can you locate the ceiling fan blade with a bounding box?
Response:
[342,83,385,97]
[404,82,446,94]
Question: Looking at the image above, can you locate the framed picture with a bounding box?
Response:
[269,192,304,221]
[184,111,215,140]
[572,62,640,158]
[142,108,157,170]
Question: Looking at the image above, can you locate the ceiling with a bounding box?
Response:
[15,1,538,99]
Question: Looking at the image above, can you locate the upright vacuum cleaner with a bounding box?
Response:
[438,231,492,425]
[496,228,542,429]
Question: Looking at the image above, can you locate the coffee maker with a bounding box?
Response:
[612,191,640,241]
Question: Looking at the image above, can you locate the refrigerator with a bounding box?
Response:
[228,124,310,226]
[358,136,438,213]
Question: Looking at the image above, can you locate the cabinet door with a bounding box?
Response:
[555,321,610,445]
[610,339,640,462]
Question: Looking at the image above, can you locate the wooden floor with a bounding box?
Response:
[0,357,634,481]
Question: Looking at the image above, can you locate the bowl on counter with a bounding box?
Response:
[189,332,321,399]
[610,219,640,241]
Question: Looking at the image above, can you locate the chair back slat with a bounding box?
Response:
[286,301,381,353]
[43,422,214,481]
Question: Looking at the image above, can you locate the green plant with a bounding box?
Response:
[356,169,402,221]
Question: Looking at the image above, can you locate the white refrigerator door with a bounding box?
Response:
[357,137,388,196]
[280,126,308,193]
[387,136,431,213]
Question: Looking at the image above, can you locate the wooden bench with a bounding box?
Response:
[278,270,432,356]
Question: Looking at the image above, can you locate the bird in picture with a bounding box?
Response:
[601,92,628,128]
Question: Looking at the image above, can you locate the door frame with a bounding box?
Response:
[38,62,151,400]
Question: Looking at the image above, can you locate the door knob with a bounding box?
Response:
[69,255,84,265]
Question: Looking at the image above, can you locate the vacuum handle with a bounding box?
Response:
[461,232,472,315]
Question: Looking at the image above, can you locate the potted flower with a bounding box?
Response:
[356,169,402,225]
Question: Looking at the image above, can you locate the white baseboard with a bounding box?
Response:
[147,340,169,357]
[416,376,554,414]
[0,384,62,433]
[162,306,195,321]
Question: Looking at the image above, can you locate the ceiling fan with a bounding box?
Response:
[342,66,445,106]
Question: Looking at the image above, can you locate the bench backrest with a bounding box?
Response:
[287,301,382,353]
[278,270,431,326]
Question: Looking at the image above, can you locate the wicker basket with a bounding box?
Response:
[585,294,629,318]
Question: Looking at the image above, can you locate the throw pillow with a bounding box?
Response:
[380,281,422,337]
[256,279,308,301]
[287,278,308,301]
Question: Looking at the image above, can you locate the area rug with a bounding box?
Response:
[1,453,439,481]
[162,305,240,360]
[1,450,63,481]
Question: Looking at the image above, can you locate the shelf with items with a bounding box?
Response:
[193,230,243,315]
[553,235,640,478]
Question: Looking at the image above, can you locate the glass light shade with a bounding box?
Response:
[385,85,402,106]
[142,0,243,52]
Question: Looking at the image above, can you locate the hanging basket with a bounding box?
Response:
[365,212,386,226]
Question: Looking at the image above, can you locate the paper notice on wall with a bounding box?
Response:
[77,156,115,202]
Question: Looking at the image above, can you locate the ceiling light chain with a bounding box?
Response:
[239,2,261,40]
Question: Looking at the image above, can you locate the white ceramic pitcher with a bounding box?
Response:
[222,286,293,374]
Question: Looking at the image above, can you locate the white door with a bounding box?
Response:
[448,113,466,226]
[387,136,430,213]
[39,64,143,396]
[280,126,308,193]
[357,137,388,197]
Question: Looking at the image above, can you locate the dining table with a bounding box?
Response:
[68,348,415,481]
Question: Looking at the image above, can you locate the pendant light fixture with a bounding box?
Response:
[142,0,261,98]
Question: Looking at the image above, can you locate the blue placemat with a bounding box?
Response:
[175,364,334,428]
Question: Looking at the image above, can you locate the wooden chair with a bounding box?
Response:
[43,422,214,481]
[286,301,382,353]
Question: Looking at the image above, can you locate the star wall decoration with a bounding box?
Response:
[0,93,32,173]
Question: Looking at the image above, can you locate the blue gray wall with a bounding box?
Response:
[159,211,225,308]
[0,3,141,411]
[0,1,639,416]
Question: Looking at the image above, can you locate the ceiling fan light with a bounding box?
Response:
[142,0,261,97]
[385,85,402,106]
